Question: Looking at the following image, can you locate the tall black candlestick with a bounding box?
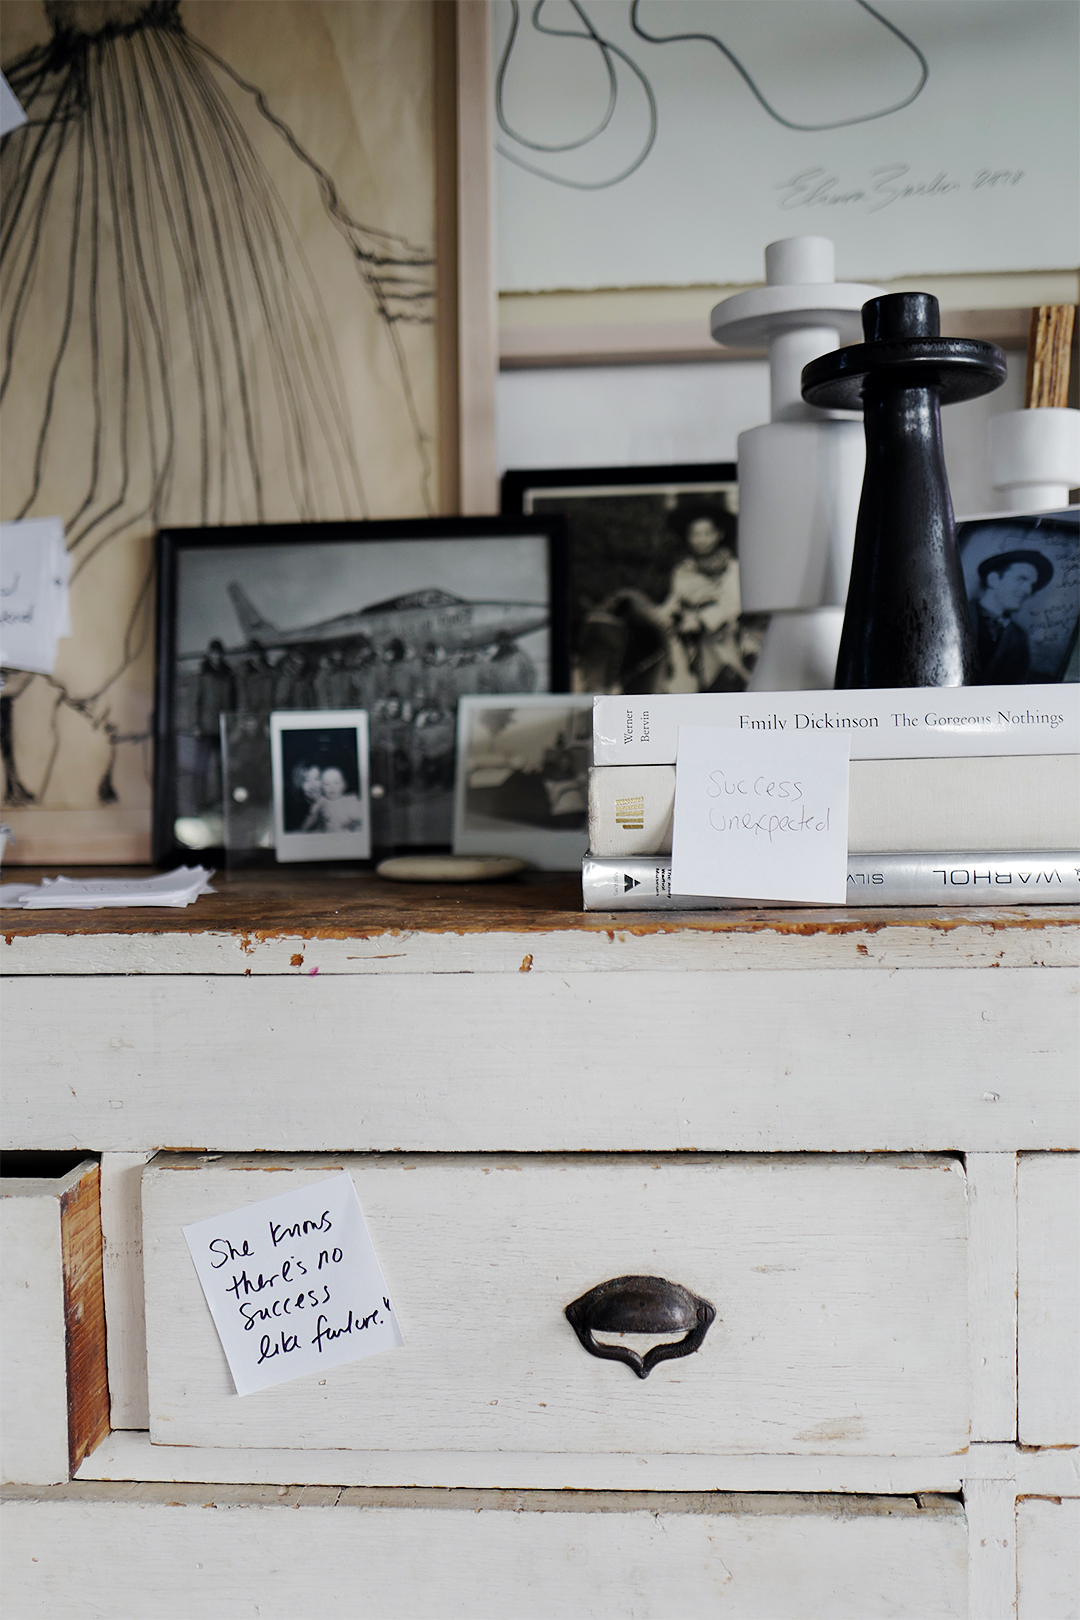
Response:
[801,293,1006,688]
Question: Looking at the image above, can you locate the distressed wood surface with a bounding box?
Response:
[78,1427,965,1491]
[143,1154,968,1456]
[1,1175,73,1484]
[1025,304,1076,408]
[1016,1497,1080,1620]
[58,1162,110,1474]
[965,1476,1017,1620]
[966,1154,1018,1444]
[99,1155,150,1431]
[76,1433,1079,1495]
[3,868,1077,977]
[0,1485,968,1619]
[1018,1153,1080,1446]
[5,966,1076,1153]
[1,1159,107,1483]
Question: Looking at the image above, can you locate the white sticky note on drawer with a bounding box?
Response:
[670,726,850,904]
[183,1172,402,1396]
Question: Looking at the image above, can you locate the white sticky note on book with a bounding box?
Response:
[671,726,850,904]
[183,1172,403,1396]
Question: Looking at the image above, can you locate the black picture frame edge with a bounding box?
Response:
[500,462,739,514]
[152,515,572,867]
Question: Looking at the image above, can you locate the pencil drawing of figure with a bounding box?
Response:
[0,0,436,830]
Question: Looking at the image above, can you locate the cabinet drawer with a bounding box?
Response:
[143,1153,968,1456]
[1,1486,968,1620]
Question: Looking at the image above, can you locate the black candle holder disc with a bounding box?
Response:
[801,292,1006,689]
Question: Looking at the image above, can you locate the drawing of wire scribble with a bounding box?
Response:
[496,0,929,191]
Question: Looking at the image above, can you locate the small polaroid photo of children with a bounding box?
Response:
[270,711,370,862]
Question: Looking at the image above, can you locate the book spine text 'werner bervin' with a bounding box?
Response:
[592,684,1080,765]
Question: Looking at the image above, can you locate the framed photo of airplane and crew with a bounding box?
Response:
[153,518,570,863]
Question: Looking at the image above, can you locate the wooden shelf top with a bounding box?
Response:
[2,867,1076,977]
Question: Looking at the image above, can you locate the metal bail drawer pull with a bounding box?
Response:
[565,1275,717,1379]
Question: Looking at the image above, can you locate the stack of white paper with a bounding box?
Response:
[0,518,72,676]
[0,867,215,909]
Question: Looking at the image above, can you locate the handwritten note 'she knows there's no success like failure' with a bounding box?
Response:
[183,1172,402,1396]
[670,726,850,904]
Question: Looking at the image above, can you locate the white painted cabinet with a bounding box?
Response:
[2,879,1077,1619]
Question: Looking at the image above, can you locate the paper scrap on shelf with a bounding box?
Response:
[183,1172,403,1397]
[671,726,850,904]
[0,866,215,908]
[0,517,71,675]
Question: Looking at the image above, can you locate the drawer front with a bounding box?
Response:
[144,1153,968,1456]
[0,1487,968,1620]
[1016,1497,1080,1620]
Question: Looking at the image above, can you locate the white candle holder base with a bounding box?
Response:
[737,419,865,614]
[990,407,1080,513]
[746,608,846,693]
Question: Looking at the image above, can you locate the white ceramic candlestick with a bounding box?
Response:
[711,237,882,690]
[989,407,1080,511]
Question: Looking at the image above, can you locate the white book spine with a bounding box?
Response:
[592,684,1080,764]
[588,756,1080,857]
[582,853,1080,910]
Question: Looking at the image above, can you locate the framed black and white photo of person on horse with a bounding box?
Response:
[154,517,570,864]
[501,463,766,699]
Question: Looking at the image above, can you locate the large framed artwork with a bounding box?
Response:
[501,462,767,696]
[154,517,570,863]
[0,0,442,862]
[493,1,1079,292]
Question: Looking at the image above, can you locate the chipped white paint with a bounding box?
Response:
[967,1154,1018,1443]
[3,910,1077,976]
[0,1175,73,1484]
[74,1431,1080,1497]
[143,1153,969,1457]
[99,1154,151,1430]
[966,1476,1017,1620]
[0,1484,969,1620]
[1018,1153,1080,1446]
[5,903,1076,1614]
[1016,1498,1080,1620]
[78,1427,967,1491]
[4,968,1077,1153]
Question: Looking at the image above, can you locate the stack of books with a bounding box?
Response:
[582,685,1080,909]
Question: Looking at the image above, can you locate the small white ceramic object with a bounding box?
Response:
[375,855,529,883]
[711,236,883,691]
[990,407,1080,511]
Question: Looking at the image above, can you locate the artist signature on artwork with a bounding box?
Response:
[776,164,1025,213]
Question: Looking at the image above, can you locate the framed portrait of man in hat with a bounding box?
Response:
[958,507,1079,685]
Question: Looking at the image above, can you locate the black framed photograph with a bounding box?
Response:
[270,711,371,863]
[957,506,1079,684]
[154,518,570,863]
[501,462,767,698]
[452,694,593,870]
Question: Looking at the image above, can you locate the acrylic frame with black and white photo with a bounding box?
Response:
[270,710,371,863]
